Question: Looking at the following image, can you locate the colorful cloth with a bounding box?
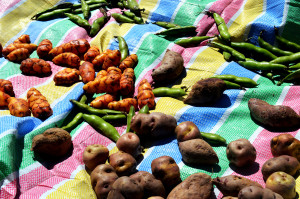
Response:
[0,0,299,198]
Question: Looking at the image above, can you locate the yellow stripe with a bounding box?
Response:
[46,169,96,199]
[139,0,160,21]
[0,0,60,45]
[155,48,224,116]
[228,0,264,40]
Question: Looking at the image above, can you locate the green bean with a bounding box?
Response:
[152,21,181,29]
[223,51,232,62]
[138,104,149,114]
[117,2,124,9]
[127,0,144,17]
[201,132,227,146]
[270,52,300,65]
[261,71,274,81]
[152,87,187,98]
[90,10,109,37]
[70,99,124,115]
[277,69,300,86]
[83,114,120,142]
[111,13,135,23]
[231,42,277,61]
[123,0,129,9]
[61,112,83,132]
[258,31,293,57]
[211,74,258,88]
[275,27,300,52]
[223,80,242,89]
[238,60,287,71]
[126,105,135,133]
[32,2,73,20]
[289,62,300,69]
[175,36,212,47]
[212,12,231,43]
[72,3,108,14]
[36,8,72,21]
[155,26,197,37]
[65,13,91,30]
[102,114,127,122]
[116,36,129,62]
[210,41,246,61]
[72,0,108,9]
[122,11,144,24]
[81,0,90,20]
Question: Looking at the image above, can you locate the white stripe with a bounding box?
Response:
[193,2,214,26]
[0,129,16,139]
[185,46,208,69]
[145,0,162,22]
[275,85,290,105]
[214,62,230,75]
[170,0,186,23]
[0,60,9,70]
[0,0,27,20]
[136,146,155,170]
[174,105,191,121]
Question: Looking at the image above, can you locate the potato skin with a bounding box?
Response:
[183,78,226,105]
[116,133,142,158]
[248,98,300,129]
[167,172,213,199]
[83,144,109,171]
[109,151,137,176]
[213,175,263,197]
[261,155,300,181]
[90,164,119,199]
[130,112,177,138]
[130,171,166,198]
[270,134,300,161]
[31,128,72,157]
[179,138,219,165]
[175,121,202,142]
[107,176,143,199]
[226,138,256,167]
[238,186,284,199]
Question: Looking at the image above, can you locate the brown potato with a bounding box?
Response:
[31,128,72,157]
[222,197,238,199]
[270,134,300,161]
[83,144,109,171]
[148,197,164,199]
[238,186,283,199]
[175,121,202,142]
[213,175,263,197]
[265,171,296,199]
[183,78,226,105]
[116,133,142,158]
[151,156,181,192]
[90,164,118,199]
[178,138,219,165]
[248,98,300,129]
[130,112,177,139]
[109,151,137,176]
[167,172,213,199]
[107,176,143,199]
[261,155,300,181]
[130,171,165,198]
[226,138,256,167]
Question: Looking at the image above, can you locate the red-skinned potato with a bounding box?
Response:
[222,197,238,199]
[116,133,142,158]
[167,172,213,199]
[107,176,143,199]
[83,144,109,171]
[213,175,263,197]
[238,186,283,199]
[109,151,137,176]
[175,121,202,142]
[151,156,181,192]
[261,155,300,181]
[226,138,256,167]
[90,164,119,199]
[130,171,165,198]
[270,134,300,161]
[265,171,296,199]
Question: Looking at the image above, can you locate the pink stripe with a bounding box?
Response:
[0,0,22,14]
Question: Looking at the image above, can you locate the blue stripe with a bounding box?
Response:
[148,0,181,22]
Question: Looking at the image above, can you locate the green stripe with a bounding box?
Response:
[282,0,300,44]
[180,76,285,179]
[173,0,213,26]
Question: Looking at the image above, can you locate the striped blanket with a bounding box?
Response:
[0,0,299,198]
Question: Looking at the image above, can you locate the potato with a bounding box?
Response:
[148,197,164,199]
[226,138,256,167]
[265,171,296,199]
[116,133,142,158]
[174,121,202,142]
[222,197,238,199]
[109,151,137,176]
[270,134,300,161]
[151,49,184,83]
[261,155,300,181]
[183,78,226,105]
[151,156,181,192]
[248,98,300,129]
[167,172,213,199]
[90,164,118,199]
[107,176,143,199]
[213,175,263,197]
[238,186,283,199]
[130,171,165,198]
[31,127,72,157]
[83,144,109,171]
[130,112,177,139]
[178,138,219,165]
